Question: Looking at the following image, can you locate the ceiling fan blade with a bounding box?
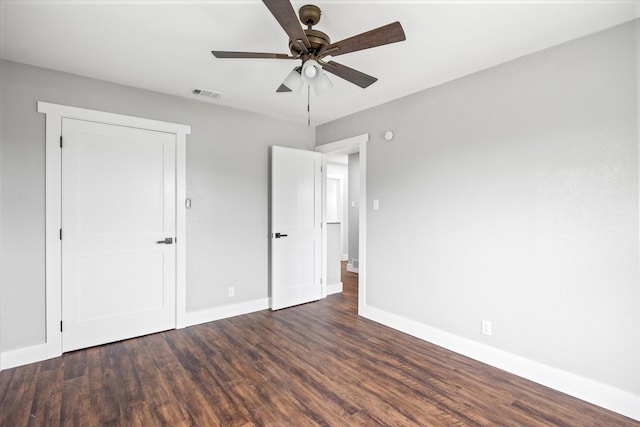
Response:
[321,22,406,57]
[262,0,311,50]
[276,84,292,93]
[322,61,378,88]
[211,51,295,59]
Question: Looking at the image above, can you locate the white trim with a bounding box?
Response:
[315,134,368,155]
[346,263,359,273]
[1,344,50,370]
[358,143,367,314]
[327,282,343,295]
[1,295,269,368]
[182,298,270,328]
[37,101,190,363]
[38,102,191,135]
[316,133,368,314]
[43,103,63,363]
[175,129,188,329]
[320,155,328,299]
[360,305,640,422]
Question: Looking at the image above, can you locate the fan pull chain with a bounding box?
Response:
[307,85,311,127]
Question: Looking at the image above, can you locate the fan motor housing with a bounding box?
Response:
[289,5,330,57]
[289,29,330,56]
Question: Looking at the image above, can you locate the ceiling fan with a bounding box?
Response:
[211,0,406,94]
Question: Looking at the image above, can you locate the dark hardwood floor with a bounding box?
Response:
[1,263,638,426]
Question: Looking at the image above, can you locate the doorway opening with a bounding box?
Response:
[324,155,347,295]
[316,134,368,314]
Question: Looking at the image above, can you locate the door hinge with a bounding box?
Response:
[59,229,62,240]
[60,135,63,148]
[60,321,63,332]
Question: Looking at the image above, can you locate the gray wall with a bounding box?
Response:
[326,161,348,257]
[0,59,313,352]
[317,21,640,395]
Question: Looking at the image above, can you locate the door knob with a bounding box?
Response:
[156,237,174,244]
[274,233,288,239]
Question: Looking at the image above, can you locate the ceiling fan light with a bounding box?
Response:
[301,60,323,85]
[304,65,317,78]
[313,72,333,96]
[281,67,303,92]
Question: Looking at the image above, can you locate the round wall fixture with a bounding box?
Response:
[384,130,394,141]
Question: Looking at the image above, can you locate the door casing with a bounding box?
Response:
[40,102,190,361]
[316,134,368,314]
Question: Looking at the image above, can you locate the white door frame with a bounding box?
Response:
[39,102,190,361]
[316,134,368,313]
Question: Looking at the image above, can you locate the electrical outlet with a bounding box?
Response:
[481,320,492,336]
[228,286,235,298]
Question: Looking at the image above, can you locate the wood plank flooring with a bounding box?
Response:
[1,263,638,426]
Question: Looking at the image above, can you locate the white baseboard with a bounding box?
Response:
[341,254,349,261]
[182,297,270,328]
[1,343,50,370]
[346,263,359,273]
[360,304,640,422]
[2,298,271,370]
[327,282,343,295]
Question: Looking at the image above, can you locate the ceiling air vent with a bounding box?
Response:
[191,88,222,99]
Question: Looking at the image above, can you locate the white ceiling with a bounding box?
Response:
[1,1,638,126]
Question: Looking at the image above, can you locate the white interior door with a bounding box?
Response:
[61,118,176,352]
[271,146,322,310]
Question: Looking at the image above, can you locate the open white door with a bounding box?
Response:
[61,118,176,352]
[271,146,322,310]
